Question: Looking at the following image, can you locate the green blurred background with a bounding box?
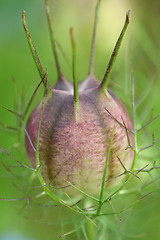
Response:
[0,0,160,239]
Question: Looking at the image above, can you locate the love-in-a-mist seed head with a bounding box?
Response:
[23,1,133,196]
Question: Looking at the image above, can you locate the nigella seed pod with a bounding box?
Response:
[24,1,133,195]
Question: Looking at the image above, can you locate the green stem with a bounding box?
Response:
[45,0,62,78]
[100,10,130,90]
[35,165,62,204]
[103,177,132,204]
[131,73,139,171]
[22,11,47,88]
[85,220,95,240]
[97,126,115,215]
[131,151,138,172]
[36,74,48,168]
[88,0,101,76]
[62,177,99,202]
[23,78,44,118]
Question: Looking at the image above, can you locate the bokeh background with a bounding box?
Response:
[0,0,160,239]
